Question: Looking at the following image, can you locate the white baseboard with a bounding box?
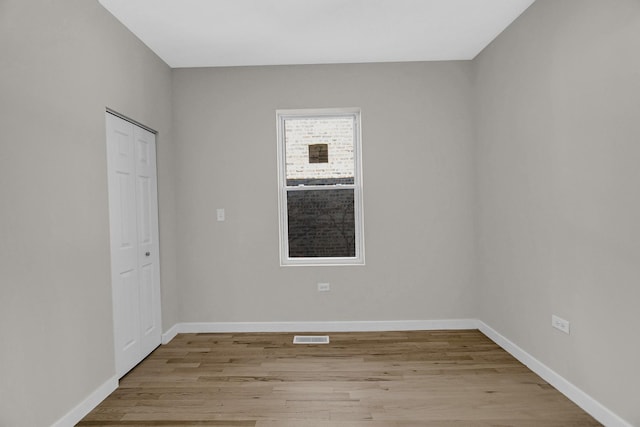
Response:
[477,321,633,427]
[164,319,479,336]
[162,323,179,344]
[50,375,118,427]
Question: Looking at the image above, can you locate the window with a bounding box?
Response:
[277,108,365,266]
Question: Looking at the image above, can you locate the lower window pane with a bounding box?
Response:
[287,189,355,258]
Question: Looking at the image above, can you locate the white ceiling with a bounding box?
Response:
[98,0,536,69]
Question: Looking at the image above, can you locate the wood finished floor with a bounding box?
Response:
[78,330,601,426]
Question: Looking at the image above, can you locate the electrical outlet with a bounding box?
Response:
[317,282,330,292]
[216,208,225,221]
[552,315,570,334]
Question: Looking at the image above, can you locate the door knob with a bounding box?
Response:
[145,252,150,257]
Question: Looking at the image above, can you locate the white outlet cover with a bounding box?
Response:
[552,315,570,334]
[317,283,330,292]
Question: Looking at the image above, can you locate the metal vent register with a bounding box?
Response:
[293,335,330,344]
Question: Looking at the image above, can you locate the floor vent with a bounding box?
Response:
[293,335,330,344]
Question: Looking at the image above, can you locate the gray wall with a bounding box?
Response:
[474,0,640,424]
[0,1,177,426]
[172,63,477,323]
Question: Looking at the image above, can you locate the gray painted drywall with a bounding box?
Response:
[0,1,177,426]
[474,0,640,424]
[172,62,477,323]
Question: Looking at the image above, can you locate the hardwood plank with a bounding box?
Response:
[77,330,600,426]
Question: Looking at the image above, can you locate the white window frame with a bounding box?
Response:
[276,107,365,266]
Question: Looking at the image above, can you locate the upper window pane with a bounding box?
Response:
[284,117,355,186]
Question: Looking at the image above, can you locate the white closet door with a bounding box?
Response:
[106,112,162,378]
[133,125,162,358]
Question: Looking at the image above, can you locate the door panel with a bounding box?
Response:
[134,125,161,356]
[138,177,151,244]
[111,268,139,377]
[116,173,134,251]
[139,263,155,335]
[118,269,139,352]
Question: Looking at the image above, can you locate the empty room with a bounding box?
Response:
[0,0,638,426]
